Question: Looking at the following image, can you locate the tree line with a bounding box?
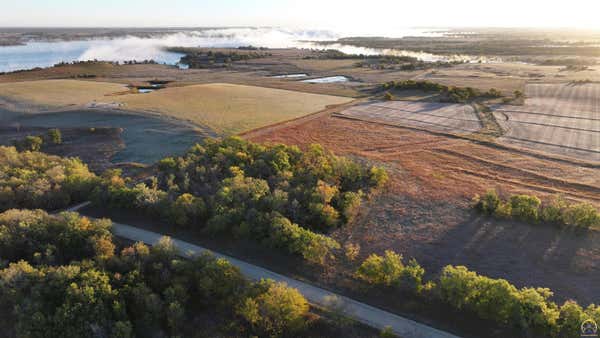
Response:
[474,189,600,229]
[0,209,374,338]
[381,80,504,103]
[354,250,600,338]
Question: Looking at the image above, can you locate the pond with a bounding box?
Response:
[1,109,215,164]
[301,76,350,83]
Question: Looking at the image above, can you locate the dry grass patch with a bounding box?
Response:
[117,83,352,134]
[0,79,127,107]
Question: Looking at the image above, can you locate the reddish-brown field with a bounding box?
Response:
[245,112,600,305]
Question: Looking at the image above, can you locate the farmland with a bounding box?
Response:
[245,112,600,305]
[0,79,126,110]
[336,101,481,134]
[0,80,352,135]
[117,83,352,134]
[1,28,600,338]
[493,83,600,161]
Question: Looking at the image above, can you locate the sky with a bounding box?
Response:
[2,0,600,34]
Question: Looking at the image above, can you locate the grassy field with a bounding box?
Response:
[0,79,126,108]
[117,83,352,134]
[0,80,352,134]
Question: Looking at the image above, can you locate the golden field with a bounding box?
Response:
[0,79,127,107]
[118,83,351,134]
[0,80,352,134]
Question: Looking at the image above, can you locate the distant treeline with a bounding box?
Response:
[382,80,503,103]
[169,47,271,69]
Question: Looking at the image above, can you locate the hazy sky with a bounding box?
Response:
[2,0,600,34]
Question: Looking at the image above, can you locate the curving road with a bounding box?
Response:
[66,202,460,338]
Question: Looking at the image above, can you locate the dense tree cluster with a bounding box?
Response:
[0,209,113,265]
[0,146,97,211]
[92,137,387,265]
[354,251,600,338]
[0,209,326,338]
[474,189,600,229]
[381,80,503,103]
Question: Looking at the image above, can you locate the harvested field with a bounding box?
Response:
[0,79,126,109]
[117,83,352,134]
[245,113,600,304]
[493,83,600,161]
[336,100,481,134]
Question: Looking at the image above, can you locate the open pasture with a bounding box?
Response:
[493,83,600,161]
[118,83,352,134]
[0,79,126,109]
[336,100,481,134]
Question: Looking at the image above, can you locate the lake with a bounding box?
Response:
[0,40,186,73]
[0,28,474,73]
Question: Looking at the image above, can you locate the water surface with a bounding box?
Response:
[302,76,350,83]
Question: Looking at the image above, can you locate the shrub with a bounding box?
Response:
[355,250,424,291]
[238,280,309,337]
[510,195,541,222]
[339,191,363,223]
[343,242,360,261]
[540,196,567,224]
[47,128,62,145]
[474,189,500,214]
[15,135,43,151]
[563,203,600,229]
[493,201,512,219]
[369,166,389,189]
[384,91,394,100]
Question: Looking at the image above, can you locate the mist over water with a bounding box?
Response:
[0,27,461,72]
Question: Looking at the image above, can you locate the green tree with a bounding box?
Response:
[239,280,309,337]
[510,194,541,222]
[48,128,62,145]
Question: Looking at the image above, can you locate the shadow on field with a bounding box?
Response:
[419,211,599,305]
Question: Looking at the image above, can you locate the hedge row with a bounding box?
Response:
[355,251,599,338]
[474,189,600,229]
